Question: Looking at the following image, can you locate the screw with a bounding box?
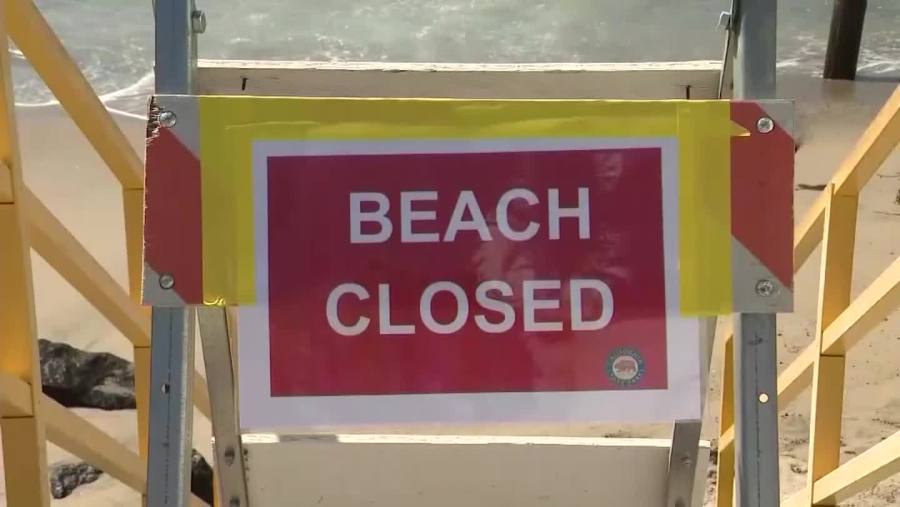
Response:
[680,454,693,467]
[160,383,170,394]
[229,497,240,507]
[755,279,777,297]
[759,393,770,404]
[158,110,177,128]
[191,10,207,34]
[223,446,236,466]
[756,116,775,134]
[159,273,175,290]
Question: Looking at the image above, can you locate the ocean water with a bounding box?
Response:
[10,0,900,114]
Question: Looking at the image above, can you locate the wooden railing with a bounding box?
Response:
[715,86,900,506]
[0,0,210,505]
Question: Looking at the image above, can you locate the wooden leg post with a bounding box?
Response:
[123,186,151,505]
[806,185,858,504]
[0,9,51,506]
[716,333,736,507]
[823,0,868,80]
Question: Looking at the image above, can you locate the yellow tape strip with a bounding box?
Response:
[198,96,733,312]
[676,101,733,314]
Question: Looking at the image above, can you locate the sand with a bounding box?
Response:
[0,75,898,505]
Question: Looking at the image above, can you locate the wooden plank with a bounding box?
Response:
[196,59,720,99]
[0,203,41,386]
[793,87,900,271]
[43,390,146,492]
[813,429,900,504]
[0,371,31,417]
[0,159,11,202]
[793,191,829,272]
[24,188,213,419]
[23,187,151,347]
[4,0,143,189]
[245,435,709,507]
[0,5,51,504]
[1,417,51,505]
[715,333,735,507]
[194,365,212,419]
[776,342,817,408]
[823,255,900,355]
[1,371,144,492]
[781,490,805,507]
[123,188,145,303]
[3,371,216,501]
[815,188,859,338]
[806,355,846,504]
[806,186,857,505]
[135,346,152,457]
[124,182,151,506]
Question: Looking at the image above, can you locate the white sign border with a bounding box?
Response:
[238,138,700,431]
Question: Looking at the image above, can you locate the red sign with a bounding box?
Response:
[265,147,669,397]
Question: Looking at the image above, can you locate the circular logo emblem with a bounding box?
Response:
[606,348,645,386]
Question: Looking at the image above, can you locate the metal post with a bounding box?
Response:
[733,314,780,507]
[731,1,781,506]
[154,0,202,93]
[147,1,201,505]
[146,307,196,507]
[732,0,777,100]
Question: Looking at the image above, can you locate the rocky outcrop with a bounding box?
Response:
[39,338,135,410]
[49,462,103,499]
[39,339,215,504]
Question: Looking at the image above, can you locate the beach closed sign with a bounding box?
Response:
[142,96,794,429]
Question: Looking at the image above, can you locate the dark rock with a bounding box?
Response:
[39,338,135,410]
[192,450,214,505]
[49,462,103,499]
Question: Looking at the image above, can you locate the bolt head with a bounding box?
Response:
[756,116,775,134]
[223,446,236,466]
[755,279,777,297]
[191,10,207,34]
[159,273,175,290]
[229,497,240,507]
[158,110,177,128]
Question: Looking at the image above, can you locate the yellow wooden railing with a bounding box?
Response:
[716,86,900,506]
[0,0,210,505]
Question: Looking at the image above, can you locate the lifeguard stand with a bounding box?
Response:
[145,2,790,506]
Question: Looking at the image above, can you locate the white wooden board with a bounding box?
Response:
[197,60,720,99]
[242,434,710,507]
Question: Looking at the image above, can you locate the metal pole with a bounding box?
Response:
[154,0,202,94]
[147,1,201,505]
[146,307,196,507]
[733,314,780,507]
[732,1,781,506]
[732,0,777,100]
